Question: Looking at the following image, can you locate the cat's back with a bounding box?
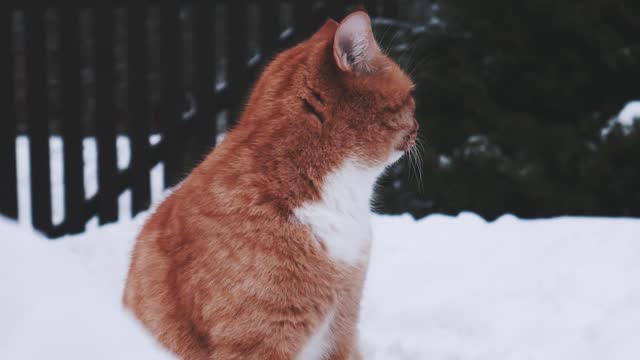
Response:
[125,143,289,287]
[123,153,324,359]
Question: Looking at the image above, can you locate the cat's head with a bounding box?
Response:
[242,11,418,171]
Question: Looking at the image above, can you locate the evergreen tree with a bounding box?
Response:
[376,0,640,219]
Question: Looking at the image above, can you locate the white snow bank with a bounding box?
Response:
[602,100,640,137]
[0,216,175,360]
[1,212,640,359]
[618,101,640,127]
[363,213,640,359]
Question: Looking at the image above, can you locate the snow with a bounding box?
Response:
[3,136,640,359]
[0,216,174,360]
[362,213,640,359]
[618,101,640,127]
[2,210,640,359]
[601,100,640,137]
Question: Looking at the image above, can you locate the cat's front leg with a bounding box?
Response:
[325,333,363,360]
[350,348,364,360]
[326,264,367,360]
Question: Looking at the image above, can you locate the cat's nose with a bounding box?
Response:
[411,120,419,135]
[403,125,418,148]
[406,121,419,147]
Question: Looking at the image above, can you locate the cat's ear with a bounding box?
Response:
[333,11,380,74]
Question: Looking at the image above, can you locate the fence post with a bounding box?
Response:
[60,6,86,234]
[160,0,184,188]
[0,6,18,220]
[192,1,217,159]
[24,6,53,234]
[325,0,343,21]
[364,0,380,17]
[383,0,398,18]
[128,2,151,215]
[94,5,119,224]
[293,1,312,43]
[259,0,279,62]
[227,0,249,127]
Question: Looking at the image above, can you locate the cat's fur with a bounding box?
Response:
[123,11,418,360]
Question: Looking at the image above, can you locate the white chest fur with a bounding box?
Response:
[295,308,336,360]
[294,159,383,266]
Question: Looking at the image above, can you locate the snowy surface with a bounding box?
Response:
[601,100,640,137]
[363,214,640,360]
[0,215,174,360]
[618,101,640,127]
[4,126,640,359]
[2,211,640,359]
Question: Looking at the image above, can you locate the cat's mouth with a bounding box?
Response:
[395,122,419,152]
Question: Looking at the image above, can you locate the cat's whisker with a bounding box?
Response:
[412,138,425,194]
[417,147,425,193]
[400,40,420,73]
[408,146,420,191]
[406,46,436,74]
[404,150,415,187]
[403,150,413,185]
[412,146,421,191]
[407,55,429,78]
[376,24,393,54]
[413,148,421,188]
[403,31,430,75]
[385,29,402,55]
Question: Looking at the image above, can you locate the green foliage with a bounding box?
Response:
[375,0,640,219]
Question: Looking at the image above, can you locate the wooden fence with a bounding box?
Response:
[0,0,399,238]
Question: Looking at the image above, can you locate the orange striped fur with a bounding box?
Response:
[123,11,417,360]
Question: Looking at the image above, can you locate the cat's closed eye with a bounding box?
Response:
[302,98,324,124]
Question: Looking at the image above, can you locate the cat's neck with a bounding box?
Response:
[313,158,382,212]
[293,158,384,265]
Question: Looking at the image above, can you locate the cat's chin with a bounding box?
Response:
[387,150,405,166]
[351,151,402,174]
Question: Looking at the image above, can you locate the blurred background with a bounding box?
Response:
[2,3,639,358]
[376,0,640,221]
[1,0,639,238]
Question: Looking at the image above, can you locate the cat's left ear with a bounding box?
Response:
[311,19,339,40]
[333,11,380,74]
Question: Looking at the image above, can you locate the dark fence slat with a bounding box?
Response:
[326,0,343,21]
[365,0,379,17]
[382,0,398,18]
[159,0,184,188]
[293,1,312,43]
[0,7,18,220]
[24,7,53,233]
[128,3,151,215]
[227,0,249,126]
[6,1,392,238]
[192,1,217,158]
[83,140,167,223]
[259,0,279,61]
[60,6,86,234]
[94,5,119,224]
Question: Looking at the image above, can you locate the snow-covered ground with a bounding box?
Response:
[1,211,639,359]
[3,99,640,359]
[601,100,640,137]
[0,215,174,360]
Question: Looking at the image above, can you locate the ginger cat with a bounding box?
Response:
[124,11,418,360]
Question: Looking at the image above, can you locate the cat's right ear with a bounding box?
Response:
[333,11,380,74]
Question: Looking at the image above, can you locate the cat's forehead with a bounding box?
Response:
[374,59,414,96]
